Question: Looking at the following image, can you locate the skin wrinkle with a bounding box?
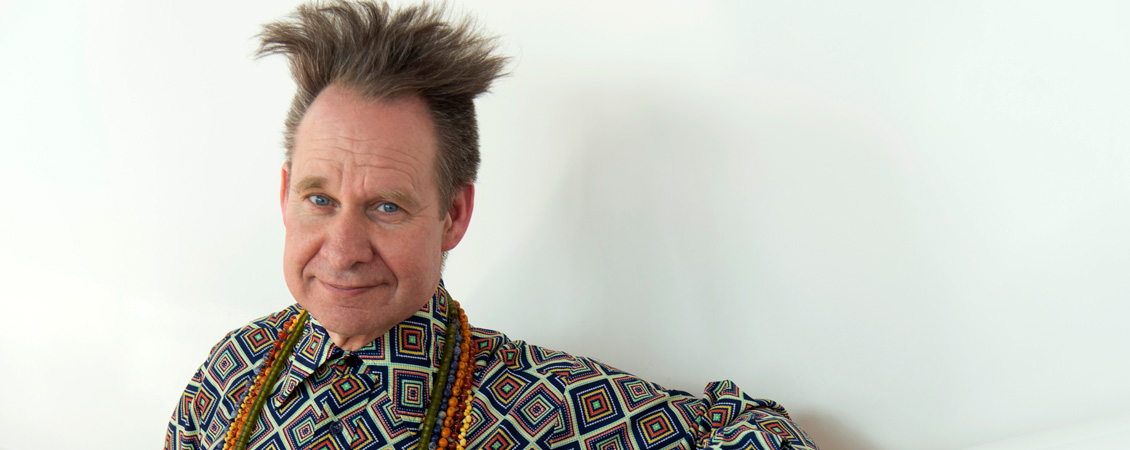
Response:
[281,84,473,351]
[302,149,431,204]
[294,175,424,214]
[302,150,427,204]
[286,129,436,202]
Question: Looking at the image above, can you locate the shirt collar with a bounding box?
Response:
[270,282,456,417]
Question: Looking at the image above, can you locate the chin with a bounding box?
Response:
[302,300,383,335]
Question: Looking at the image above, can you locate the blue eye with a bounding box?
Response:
[378,203,400,213]
[309,195,332,207]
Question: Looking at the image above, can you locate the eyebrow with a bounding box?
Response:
[293,176,326,194]
[377,189,418,209]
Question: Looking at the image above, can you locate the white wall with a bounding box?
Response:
[1,1,1128,449]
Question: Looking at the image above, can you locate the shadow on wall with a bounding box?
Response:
[796,410,880,450]
[476,87,874,449]
[479,86,732,382]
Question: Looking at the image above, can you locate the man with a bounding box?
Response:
[166,2,819,449]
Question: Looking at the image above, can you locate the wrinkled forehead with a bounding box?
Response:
[289,86,441,191]
[295,87,437,153]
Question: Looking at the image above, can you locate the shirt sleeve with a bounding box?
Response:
[694,380,819,449]
[165,331,234,450]
[165,365,206,450]
[538,352,818,450]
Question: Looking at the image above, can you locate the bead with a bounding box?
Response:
[411,297,479,450]
[224,309,308,450]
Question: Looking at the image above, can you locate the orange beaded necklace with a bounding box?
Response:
[224,310,308,450]
[222,299,477,450]
[415,300,476,450]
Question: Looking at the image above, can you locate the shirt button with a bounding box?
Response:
[329,420,343,433]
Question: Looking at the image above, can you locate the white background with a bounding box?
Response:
[1,1,1128,449]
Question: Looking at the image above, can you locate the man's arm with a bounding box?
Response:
[694,380,818,449]
[547,365,818,449]
[165,365,206,450]
[165,330,238,450]
[469,333,818,449]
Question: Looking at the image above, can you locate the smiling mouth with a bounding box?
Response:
[319,280,377,296]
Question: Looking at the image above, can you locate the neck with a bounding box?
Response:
[326,328,388,352]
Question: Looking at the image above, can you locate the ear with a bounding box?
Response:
[280,163,291,227]
[441,184,475,252]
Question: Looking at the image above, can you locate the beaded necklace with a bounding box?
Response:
[416,299,476,450]
[222,299,477,450]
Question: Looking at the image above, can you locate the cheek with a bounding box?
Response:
[281,236,300,280]
[282,225,318,275]
[382,226,443,273]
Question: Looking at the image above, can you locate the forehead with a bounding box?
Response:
[291,86,439,187]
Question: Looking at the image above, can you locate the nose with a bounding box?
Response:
[321,210,376,270]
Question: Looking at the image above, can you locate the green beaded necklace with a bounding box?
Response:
[227,310,308,450]
[415,300,461,449]
[225,303,463,450]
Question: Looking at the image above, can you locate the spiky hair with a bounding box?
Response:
[257,0,509,206]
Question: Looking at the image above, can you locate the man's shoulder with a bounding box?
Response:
[196,305,303,377]
[465,327,710,447]
[470,326,688,398]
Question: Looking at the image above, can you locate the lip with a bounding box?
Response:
[318,280,377,297]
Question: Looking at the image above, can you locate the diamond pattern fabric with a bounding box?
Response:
[166,285,818,449]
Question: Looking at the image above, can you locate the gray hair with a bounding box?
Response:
[256,0,508,207]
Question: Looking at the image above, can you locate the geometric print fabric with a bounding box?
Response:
[166,285,819,450]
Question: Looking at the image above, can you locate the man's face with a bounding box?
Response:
[281,85,472,343]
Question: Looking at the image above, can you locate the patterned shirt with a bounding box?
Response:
[166,286,818,449]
